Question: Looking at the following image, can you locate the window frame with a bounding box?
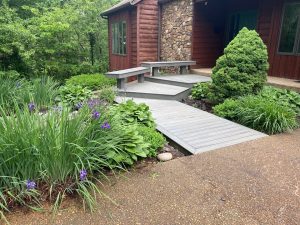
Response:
[112,20,127,56]
[277,2,300,56]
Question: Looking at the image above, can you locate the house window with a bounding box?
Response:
[278,3,300,54]
[112,21,127,55]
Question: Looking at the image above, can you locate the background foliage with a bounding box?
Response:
[0,0,118,79]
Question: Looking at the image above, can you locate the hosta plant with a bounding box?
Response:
[111,100,155,128]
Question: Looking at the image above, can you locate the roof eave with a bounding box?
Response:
[101,0,143,17]
[101,2,132,17]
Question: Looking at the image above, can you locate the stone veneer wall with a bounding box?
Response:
[160,0,193,61]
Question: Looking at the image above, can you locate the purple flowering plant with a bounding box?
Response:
[26,180,36,190]
[79,170,87,181]
[101,122,111,130]
[87,99,100,109]
[92,111,100,120]
[74,102,83,110]
[28,103,35,112]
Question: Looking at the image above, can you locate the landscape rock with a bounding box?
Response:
[157,153,173,162]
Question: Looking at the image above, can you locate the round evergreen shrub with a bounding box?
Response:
[213,98,240,120]
[210,28,269,102]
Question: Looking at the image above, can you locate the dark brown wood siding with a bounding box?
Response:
[192,0,300,79]
[107,0,158,71]
[130,8,138,67]
[137,0,159,64]
[192,1,225,68]
[108,8,137,71]
[192,0,260,68]
[258,0,300,79]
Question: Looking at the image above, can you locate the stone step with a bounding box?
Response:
[145,74,211,88]
[118,81,191,101]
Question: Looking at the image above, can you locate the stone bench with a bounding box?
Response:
[140,61,196,76]
[106,67,150,89]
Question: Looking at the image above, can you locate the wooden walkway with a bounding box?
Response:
[116,97,267,154]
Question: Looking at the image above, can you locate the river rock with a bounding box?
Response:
[157,153,173,162]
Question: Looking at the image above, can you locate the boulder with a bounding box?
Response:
[157,153,173,162]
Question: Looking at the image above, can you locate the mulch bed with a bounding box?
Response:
[182,96,215,113]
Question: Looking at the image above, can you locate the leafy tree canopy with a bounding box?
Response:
[0,0,118,79]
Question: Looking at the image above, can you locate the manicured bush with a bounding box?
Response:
[136,125,166,157]
[214,95,298,134]
[0,103,150,213]
[191,82,212,100]
[111,100,155,128]
[66,74,116,91]
[213,99,240,120]
[260,86,300,115]
[210,28,269,102]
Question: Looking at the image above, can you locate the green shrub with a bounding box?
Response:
[213,99,240,120]
[136,125,166,157]
[210,28,269,102]
[58,85,93,107]
[0,103,149,213]
[191,82,212,100]
[77,62,100,75]
[66,74,116,91]
[112,100,155,128]
[214,95,298,134]
[260,86,300,115]
[45,62,81,81]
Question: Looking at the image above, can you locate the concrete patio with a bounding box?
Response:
[191,68,300,92]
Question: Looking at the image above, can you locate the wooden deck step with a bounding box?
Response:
[145,74,211,87]
[118,81,191,101]
[115,97,268,155]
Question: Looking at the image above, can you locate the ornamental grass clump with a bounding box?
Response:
[210,28,269,103]
[0,74,59,113]
[214,95,298,134]
[0,102,150,215]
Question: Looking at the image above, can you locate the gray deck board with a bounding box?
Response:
[115,97,268,154]
[148,74,211,83]
[119,81,188,94]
